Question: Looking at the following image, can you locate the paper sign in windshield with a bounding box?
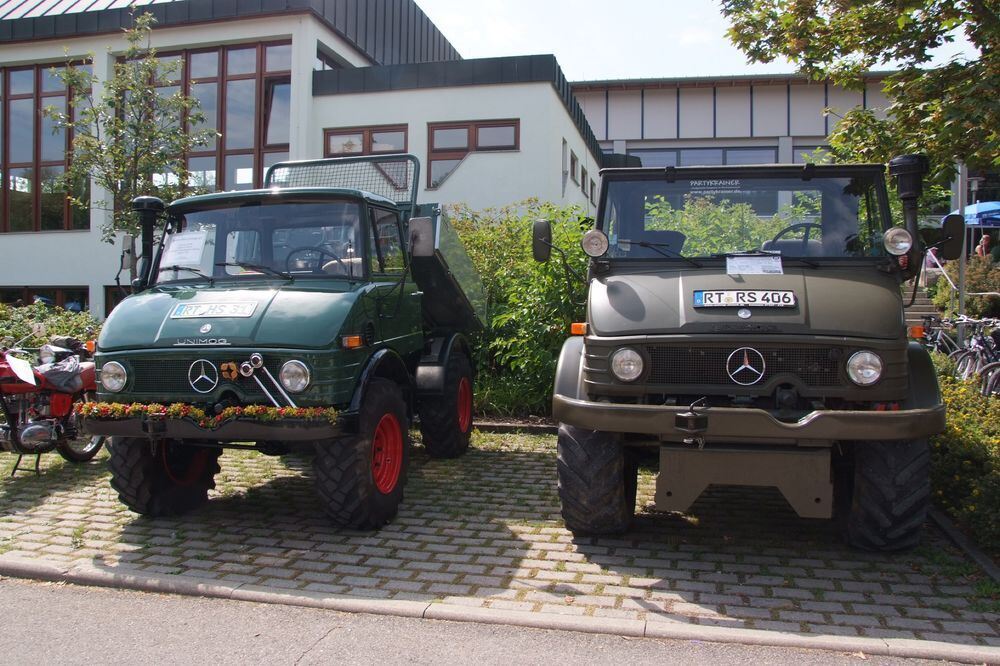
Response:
[161,231,208,267]
[726,255,783,275]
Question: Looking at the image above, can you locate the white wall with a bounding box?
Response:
[310,81,601,213]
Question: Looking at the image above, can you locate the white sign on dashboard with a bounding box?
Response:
[726,255,783,276]
[161,231,208,267]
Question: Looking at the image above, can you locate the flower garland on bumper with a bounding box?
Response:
[75,401,338,428]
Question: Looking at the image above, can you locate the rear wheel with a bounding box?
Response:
[418,352,474,458]
[107,438,221,516]
[557,424,637,535]
[837,439,930,551]
[314,379,410,529]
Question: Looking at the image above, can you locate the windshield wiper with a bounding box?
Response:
[619,239,702,268]
[216,262,293,280]
[159,265,214,284]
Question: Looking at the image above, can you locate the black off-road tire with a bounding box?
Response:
[418,352,474,458]
[838,439,930,551]
[107,438,221,517]
[557,424,638,535]
[314,380,410,529]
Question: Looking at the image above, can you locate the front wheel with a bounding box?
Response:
[557,424,637,535]
[836,439,930,551]
[108,438,221,516]
[56,434,105,463]
[314,379,410,529]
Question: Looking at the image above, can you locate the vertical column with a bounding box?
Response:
[89,50,115,319]
[288,17,316,160]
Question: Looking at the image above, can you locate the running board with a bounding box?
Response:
[655,446,833,519]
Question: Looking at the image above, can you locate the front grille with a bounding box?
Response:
[128,357,283,396]
[646,345,842,387]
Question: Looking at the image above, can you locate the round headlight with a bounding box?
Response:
[847,351,882,386]
[581,229,610,258]
[883,228,913,256]
[279,360,310,393]
[610,347,644,382]
[101,361,127,393]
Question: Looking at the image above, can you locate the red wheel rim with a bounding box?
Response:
[162,444,208,486]
[457,376,473,434]
[371,413,403,494]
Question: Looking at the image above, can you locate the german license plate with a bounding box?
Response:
[170,302,257,318]
[693,290,796,307]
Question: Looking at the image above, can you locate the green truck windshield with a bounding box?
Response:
[155,201,365,284]
[601,175,885,259]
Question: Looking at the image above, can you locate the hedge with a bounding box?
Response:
[0,303,101,348]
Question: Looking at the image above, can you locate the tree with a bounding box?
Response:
[721,0,999,185]
[46,11,216,276]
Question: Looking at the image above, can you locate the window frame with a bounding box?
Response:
[0,285,89,309]
[366,205,407,276]
[426,119,520,188]
[323,124,409,157]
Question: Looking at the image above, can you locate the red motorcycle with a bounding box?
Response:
[0,336,105,474]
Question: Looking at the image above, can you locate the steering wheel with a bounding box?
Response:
[769,222,823,254]
[284,246,345,273]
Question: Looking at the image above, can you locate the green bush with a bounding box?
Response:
[449,199,588,415]
[932,256,1000,317]
[930,355,1000,557]
[0,303,101,348]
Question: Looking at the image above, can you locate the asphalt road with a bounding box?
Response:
[0,578,945,665]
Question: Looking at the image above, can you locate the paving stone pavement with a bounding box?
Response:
[0,432,997,650]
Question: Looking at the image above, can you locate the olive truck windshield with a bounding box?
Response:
[601,174,886,260]
[154,201,377,284]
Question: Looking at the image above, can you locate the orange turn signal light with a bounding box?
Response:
[85,339,96,353]
[570,322,588,336]
[341,335,365,349]
[907,325,925,340]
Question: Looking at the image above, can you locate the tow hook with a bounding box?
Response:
[675,397,708,449]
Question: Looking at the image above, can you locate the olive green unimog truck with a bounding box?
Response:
[83,155,485,528]
[534,154,964,550]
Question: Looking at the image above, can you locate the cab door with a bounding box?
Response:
[367,206,422,353]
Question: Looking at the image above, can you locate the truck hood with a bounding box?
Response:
[588,266,904,339]
[99,283,363,351]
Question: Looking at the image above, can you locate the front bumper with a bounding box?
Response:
[81,415,338,443]
[553,393,945,443]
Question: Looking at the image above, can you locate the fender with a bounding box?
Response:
[415,333,471,395]
[553,336,586,402]
[344,348,412,430]
[904,340,942,410]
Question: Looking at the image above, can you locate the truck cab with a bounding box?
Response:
[536,157,959,551]
[85,155,485,529]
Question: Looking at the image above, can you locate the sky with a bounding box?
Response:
[415,0,979,82]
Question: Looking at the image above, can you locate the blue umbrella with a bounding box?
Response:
[951,201,1000,225]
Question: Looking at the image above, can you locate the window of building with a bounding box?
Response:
[628,147,778,168]
[0,286,88,310]
[427,119,519,188]
[2,64,89,233]
[570,151,579,184]
[104,285,131,316]
[590,179,597,205]
[581,168,588,194]
[793,145,831,164]
[178,40,291,193]
[325,125,407,156]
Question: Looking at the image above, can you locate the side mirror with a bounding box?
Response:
[937,213,965,261]
[532,220,552,263]
[408,216,435,258]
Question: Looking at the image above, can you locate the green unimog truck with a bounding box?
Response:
[83,155,485,528]
[534,154,964,551]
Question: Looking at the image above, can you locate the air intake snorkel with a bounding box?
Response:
[887,154,928,280]
[131,196,166,292]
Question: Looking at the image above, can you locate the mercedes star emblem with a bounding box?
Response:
[726,347,766,386]
[188,359,219,393]
[200,323,213,334]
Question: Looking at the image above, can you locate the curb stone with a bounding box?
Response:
[1,557,997,664]
[930,508,1000,583]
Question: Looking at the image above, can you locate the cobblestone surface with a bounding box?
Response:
[0,432,997,648]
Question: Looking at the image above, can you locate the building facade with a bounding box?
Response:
[0,0,600,316]
[0,0,909,319]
